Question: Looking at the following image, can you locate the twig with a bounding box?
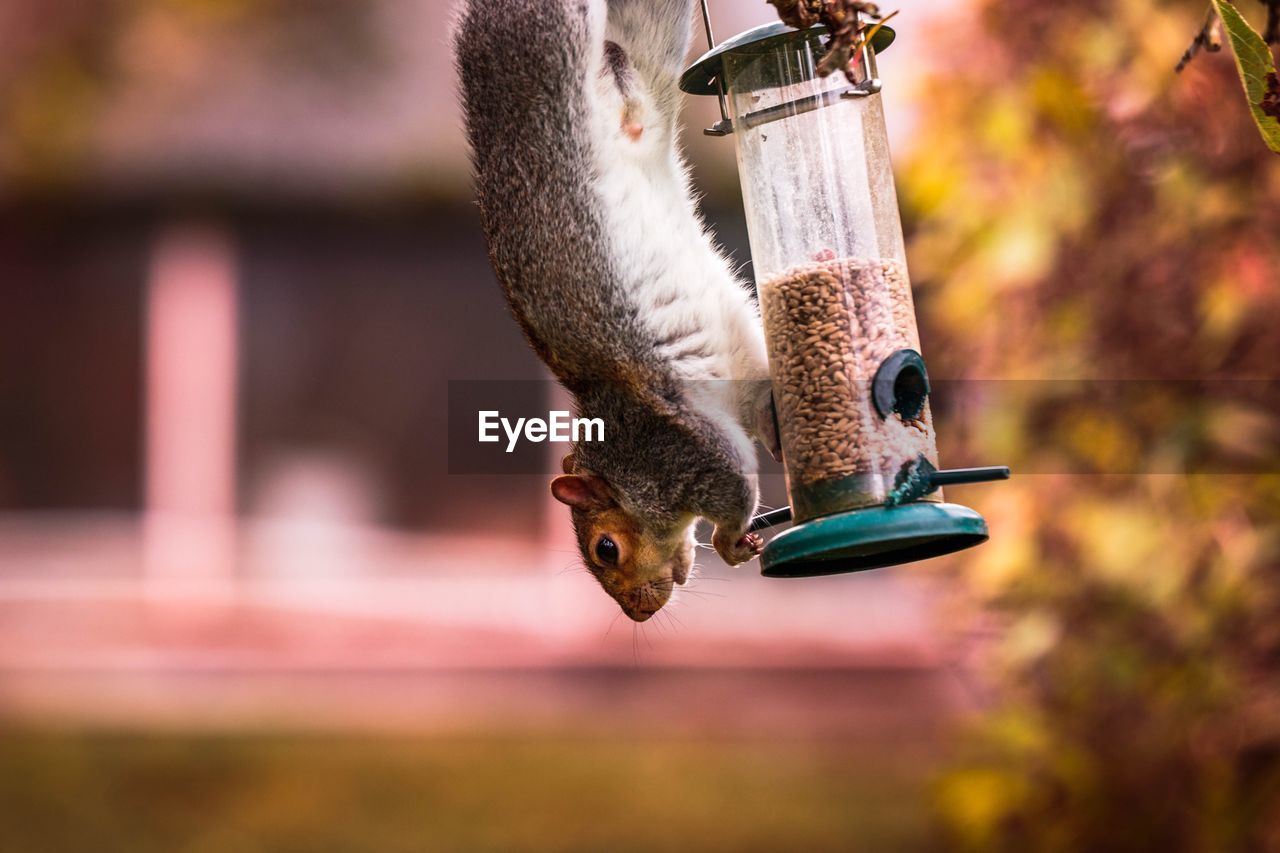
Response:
[1262,0,1280,45]
[1177,6,1224,73]
[767,0,895,84]
[1177,2,1278,73]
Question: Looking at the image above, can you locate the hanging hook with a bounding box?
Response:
[698,0,733,136]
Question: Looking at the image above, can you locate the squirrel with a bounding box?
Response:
[454,0,778,622]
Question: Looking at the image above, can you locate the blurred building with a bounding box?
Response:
[0,0,969,723]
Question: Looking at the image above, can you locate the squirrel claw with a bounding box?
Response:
[714,529,764,566]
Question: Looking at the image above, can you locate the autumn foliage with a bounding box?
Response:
[899,0,1280,848]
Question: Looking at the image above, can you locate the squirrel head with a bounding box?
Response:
[551,459,692,622]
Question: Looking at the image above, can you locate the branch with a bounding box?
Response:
[1178,2,1279,73]
[1176,7,1224,73]
[1263,0,1280,44]
[766,0,895,84]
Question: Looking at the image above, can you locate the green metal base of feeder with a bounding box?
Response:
[760,502,989,578]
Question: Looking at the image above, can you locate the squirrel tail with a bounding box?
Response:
[453,0,605,162]
[453,0,697,410]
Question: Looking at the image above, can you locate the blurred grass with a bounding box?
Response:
[0,729,937,852]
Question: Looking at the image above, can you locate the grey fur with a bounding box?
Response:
[454,0,756,542]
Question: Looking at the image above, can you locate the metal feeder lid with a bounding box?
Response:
[679,21,897,96]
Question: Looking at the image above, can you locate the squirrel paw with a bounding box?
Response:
[714,529,764,566]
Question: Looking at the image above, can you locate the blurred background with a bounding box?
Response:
[2,0,1278,849]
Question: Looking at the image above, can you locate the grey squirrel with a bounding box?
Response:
[454,0,777,621]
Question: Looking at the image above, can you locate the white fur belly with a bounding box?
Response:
[595,153,754,383]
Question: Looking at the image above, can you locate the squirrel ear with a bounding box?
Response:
[560,452,576,474]
[550,474,612,510]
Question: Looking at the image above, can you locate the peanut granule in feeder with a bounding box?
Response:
[759,256,937,494]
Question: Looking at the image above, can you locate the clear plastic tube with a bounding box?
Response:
[723,33,942,521]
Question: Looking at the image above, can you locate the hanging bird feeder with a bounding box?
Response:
[682,7,1009,578]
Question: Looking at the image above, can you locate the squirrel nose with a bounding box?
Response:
[624,601,657,622]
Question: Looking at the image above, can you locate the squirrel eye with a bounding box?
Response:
[594,536,619,566]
